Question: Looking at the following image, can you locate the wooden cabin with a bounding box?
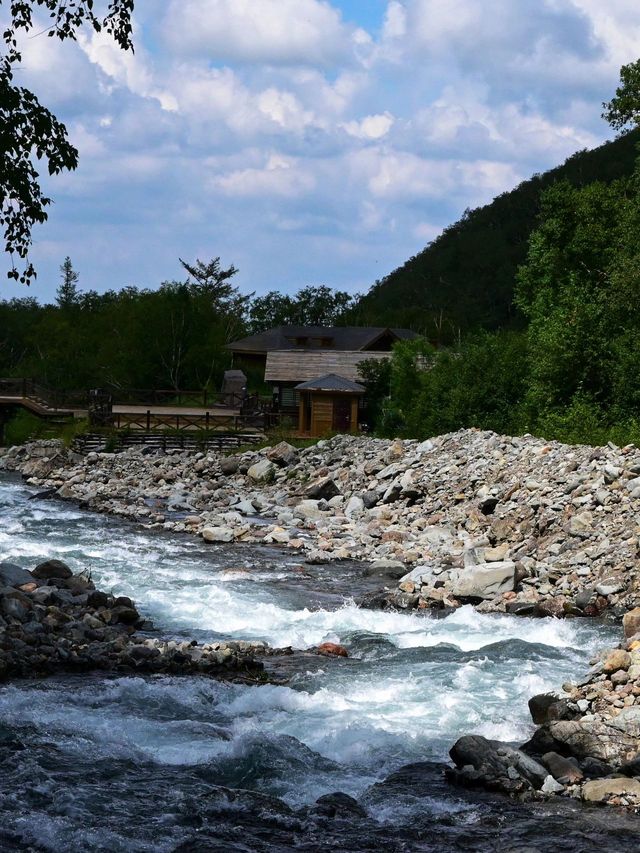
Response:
[295,374,365,437]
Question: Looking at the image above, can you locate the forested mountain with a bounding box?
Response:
[353,129,640,343]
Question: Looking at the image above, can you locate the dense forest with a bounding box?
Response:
[353,128,640,343]
[0,261,354,393]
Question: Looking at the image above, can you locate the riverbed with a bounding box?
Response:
[1,474,639,852]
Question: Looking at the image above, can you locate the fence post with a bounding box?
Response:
[146,410,151,432]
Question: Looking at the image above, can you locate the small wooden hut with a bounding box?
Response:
[295,373,365,437]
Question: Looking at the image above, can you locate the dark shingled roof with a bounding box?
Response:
[295,374,365,393]
[226,326,419,354]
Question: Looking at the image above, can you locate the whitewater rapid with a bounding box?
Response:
[0,474,624,851]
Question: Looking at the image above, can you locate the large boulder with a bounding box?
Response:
[546,719,640,765]
[295,500,327,520]
[0,562,34,588]
[449,734,547,791]
[247,459,277,482]
[202,527,235,543]
[305,477,340,500]
[32,559,73,581]
[266,441,299,467]
[623,608,640,639]
[582,778,640,803]
[450,561,516,600]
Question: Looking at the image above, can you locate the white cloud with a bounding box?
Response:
[342,112,395,139]
[212,154,316,197]
[162,0,354,66]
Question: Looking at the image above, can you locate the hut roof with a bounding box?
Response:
[265,349,389,383]
[227,325,419,354]
[295,374,365,393]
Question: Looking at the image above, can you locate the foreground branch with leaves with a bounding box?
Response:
[0,1,135,284]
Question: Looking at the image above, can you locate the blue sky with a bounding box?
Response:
[6,0,640,303]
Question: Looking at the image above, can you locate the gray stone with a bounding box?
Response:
[305,477,340,500]
[247,459,277,482]
[266,441,299,467]
[450,561,516,600]
[0,562,33,588]
[32,559,72,580]
[582,777,640,802]
[234,499,259,516]
[361,490,379,509]
[541,775,564,794]
[365,559,407,579]
[295,500,327,520]
[219,456,239,475]
[345,495,365,518]
[202,526,235,543]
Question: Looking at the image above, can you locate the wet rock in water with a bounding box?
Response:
[32,559,73,580]
[0,562,34,588]
[448,735,548,794]
[310,792,367,819]
[582,777,640,803]
[316,642,348,657]
[202,526,235,543]
[0,560,266,682]
[528,693,575,725]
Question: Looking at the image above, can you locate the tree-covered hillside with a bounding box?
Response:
[354,129,640,343]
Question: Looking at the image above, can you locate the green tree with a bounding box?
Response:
[249,285,354,332]
[56,256,79,308]
[1,1,135,285]
[603,59,640,131]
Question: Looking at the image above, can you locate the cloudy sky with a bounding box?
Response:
[7,0,640,302]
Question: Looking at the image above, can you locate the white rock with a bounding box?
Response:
[202,526,235,543]
[450,561,516,600]
[345,495,365,518]
[247,459,276,482]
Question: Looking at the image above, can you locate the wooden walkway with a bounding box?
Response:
[0,379,270,434]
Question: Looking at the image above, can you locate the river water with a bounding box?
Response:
[1,473,639,852]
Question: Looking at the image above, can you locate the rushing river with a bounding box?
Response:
[1,473,640,852]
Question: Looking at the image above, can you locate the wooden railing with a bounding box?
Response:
[0,378,274,430]
[110,387,247,408]
[0,378,88,411]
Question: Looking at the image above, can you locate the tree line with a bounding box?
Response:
[0,258,355,392]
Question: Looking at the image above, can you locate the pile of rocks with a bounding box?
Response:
[0,559,264,680]
[449,607,640,808]
[4,428,640,617]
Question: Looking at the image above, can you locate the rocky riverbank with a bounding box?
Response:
[3,429,640,619]
[3,430,640,809]
[0,558,276,681]
[449,606,640,808]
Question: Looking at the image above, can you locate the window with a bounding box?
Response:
[281,388,301,408]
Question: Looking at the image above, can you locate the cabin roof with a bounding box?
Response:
[226,325,418,354]
[264,349,390,383]
[295,373,365,393]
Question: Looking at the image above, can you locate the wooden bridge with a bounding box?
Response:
[0,378,88,421]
